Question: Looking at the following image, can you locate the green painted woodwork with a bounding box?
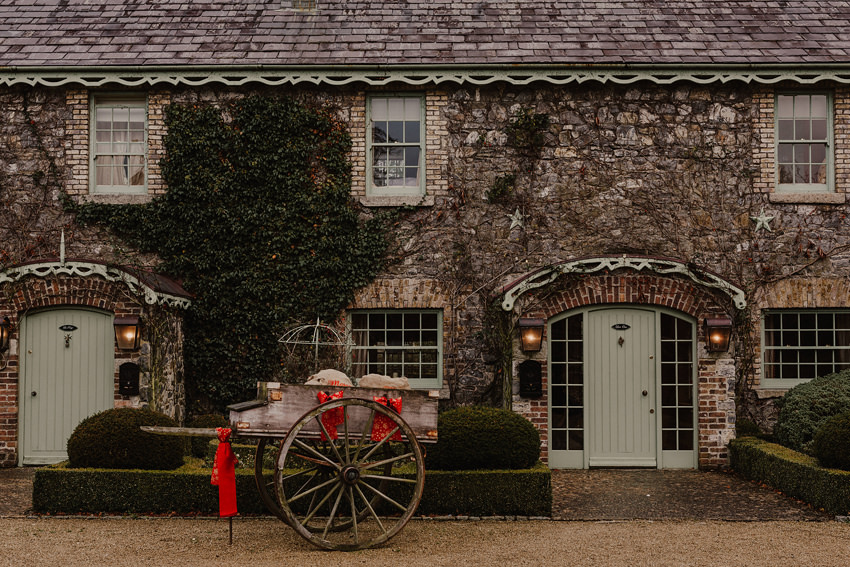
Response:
[20,308,114,465]
[366,94,425,198]
[5,64,850,89]
[90,94,148,195]
[587,308,657,467]
[547,307,697,470]
[775,91,834,194]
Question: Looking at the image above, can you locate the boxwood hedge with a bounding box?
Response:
[33,462,551,517]
[730,436,850,516]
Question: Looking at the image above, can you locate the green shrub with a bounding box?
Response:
[735,417,762,437]
[812,412,850,471]
[187,413,229,457]
[425,406,540,471]
[730,436,850,516]
[67,407,184,470]
[33,463,552,517]
[773,370,850,453]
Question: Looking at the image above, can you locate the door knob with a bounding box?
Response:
[31,391,37,397]
[642,390,648,396]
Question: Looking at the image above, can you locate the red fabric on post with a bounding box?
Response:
[211,427,238,518]
[371,396,403,442]
[317,390,345,440]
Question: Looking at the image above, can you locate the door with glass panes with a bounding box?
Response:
[547,307,696,469]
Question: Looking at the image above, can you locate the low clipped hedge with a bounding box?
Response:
[729,436,850,516]
[32,461,551,517]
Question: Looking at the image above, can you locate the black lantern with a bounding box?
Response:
[704,318,733,352]
[518,318,545,352]
[113,316,141,350]
[0,317,10,351]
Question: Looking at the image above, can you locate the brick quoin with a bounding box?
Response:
[512,272,736,469]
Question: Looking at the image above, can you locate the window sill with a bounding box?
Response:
[769,193,845,205]
[79,193,152,205]
[359,195,434,207]
[756,388,792,399]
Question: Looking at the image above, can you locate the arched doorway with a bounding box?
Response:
[19,308,114,464]
[548,306,697,469]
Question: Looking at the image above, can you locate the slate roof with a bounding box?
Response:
[1,1,850,68]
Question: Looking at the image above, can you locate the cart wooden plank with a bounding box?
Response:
[228,383,439,442]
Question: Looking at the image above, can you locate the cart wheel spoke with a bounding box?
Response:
[355,484,387,534]
[276,398,425,551]
[358,478,410,513]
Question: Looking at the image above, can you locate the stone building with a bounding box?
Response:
[2,1,850,469]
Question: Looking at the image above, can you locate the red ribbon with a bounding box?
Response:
[371,396,403,442]
[211,427,238,518]
[317,390,345,440]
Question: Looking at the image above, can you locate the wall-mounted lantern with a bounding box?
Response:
[0,317,10,351]
[113,316,141,350]
[704,318,733,352]
[518,317,545,352]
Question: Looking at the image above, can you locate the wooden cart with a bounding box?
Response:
[150,382,439,551]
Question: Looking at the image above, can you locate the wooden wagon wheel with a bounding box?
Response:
[255,435,394,530]
[274,398,425,551]
[254,437,286,522]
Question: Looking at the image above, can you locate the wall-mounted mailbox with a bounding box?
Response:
[518,359,542,398]
[118,362,140,396]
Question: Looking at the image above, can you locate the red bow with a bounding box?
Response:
[371,396,403,442]
[317,390,345,440]
[211,427,238,518]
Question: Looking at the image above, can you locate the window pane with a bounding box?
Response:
[550,364,566,385]
[779,163,794,184]
[794,95,809,117]
[795,119,810,140]
[404,98,419,120]
[551,320,566,341]
[660,314,675,340]
[777,95,794,117]
[373,123,387,143]
[778,119,794,140]
[812,120,827,140]
[388,98,404,120]
[387,121,403,143]
[795,164,810,184]
[551,385,566,407]
[371,98,387,120]
[405,120,420,143]
[811,95,827,117]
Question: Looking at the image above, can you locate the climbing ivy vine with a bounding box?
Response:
[75,96,390,408]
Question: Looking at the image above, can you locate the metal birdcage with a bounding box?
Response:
[278,317,351,374]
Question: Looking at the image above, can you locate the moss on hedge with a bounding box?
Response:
[729,436,850,516]
[32,461,551,517]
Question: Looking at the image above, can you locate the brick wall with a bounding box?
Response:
[511,273,735,468]
[0,272,184,466]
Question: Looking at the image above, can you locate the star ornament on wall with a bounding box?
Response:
[751,207,774,233]
[509,208,525,230]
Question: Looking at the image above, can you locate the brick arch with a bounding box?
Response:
[9,275,143,317]
[519,273,733,322]
[512,271,737,470]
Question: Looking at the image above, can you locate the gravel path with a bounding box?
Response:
[1,517,849,567]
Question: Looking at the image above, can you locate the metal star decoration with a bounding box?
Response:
[751,207,774,232]
[509,208,525,230]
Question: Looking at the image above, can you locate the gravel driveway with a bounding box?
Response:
[2,517,849,567]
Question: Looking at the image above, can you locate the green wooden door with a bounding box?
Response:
[586,308,657,467]
[20,308,114,465]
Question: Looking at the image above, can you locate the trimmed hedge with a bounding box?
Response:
[426,406,541,471]
[729,436,850,516]
[32,462,551,517]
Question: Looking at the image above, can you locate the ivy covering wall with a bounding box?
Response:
[76,96,389,408]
